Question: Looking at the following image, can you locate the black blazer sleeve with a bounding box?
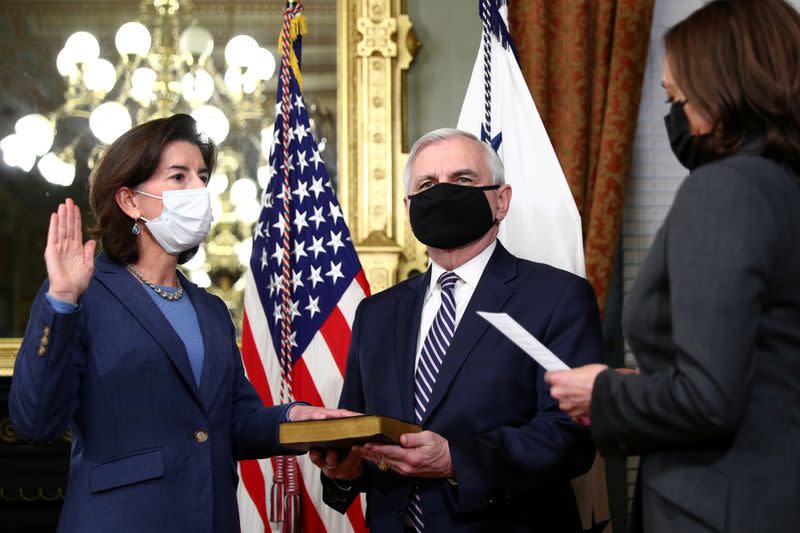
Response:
[591,162,777,456]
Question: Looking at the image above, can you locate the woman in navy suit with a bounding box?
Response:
[10,114,350,532]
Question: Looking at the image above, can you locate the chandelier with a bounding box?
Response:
[1,0,277,184]
[0,0,339,325]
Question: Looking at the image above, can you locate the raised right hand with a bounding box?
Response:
[45,198,96,304]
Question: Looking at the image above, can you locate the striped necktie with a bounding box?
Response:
[408,270,460,532]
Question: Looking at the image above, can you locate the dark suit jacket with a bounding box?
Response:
[323,242,603,532]
[592,154,800,533]
[10,253,295,533]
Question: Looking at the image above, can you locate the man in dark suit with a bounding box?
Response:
[311,128,603,532]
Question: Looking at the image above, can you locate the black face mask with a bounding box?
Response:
[664,101,712,171]
[408,183,500,249]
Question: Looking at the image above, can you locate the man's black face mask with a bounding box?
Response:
[408,182,501,249]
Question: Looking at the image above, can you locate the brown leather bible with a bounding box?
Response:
[279,415,422,451]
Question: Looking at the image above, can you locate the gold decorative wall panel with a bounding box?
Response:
[339,0,427,295]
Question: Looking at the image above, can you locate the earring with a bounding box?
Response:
[131,221,141,235]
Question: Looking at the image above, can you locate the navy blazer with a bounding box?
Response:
[10,253,294,533]
[323,242,603,532]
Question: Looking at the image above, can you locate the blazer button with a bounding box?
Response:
[43,325,51,335]
[41,335,49,347]
[37,346,47,357]
[195,429,209,443]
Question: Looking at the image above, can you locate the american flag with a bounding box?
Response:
[237,3,369,532]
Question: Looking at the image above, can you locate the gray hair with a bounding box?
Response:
[402,128,505,192]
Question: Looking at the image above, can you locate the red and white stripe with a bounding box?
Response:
[238,266,370,533]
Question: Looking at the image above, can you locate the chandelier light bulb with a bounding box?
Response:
[37,152,76,187]
[224,67,243,95]
[211,197,224,221]
[83,58,117,93]
[191,105,229,144]
[183,245,207,270]
[190,270,212,288]
[89,102,132,144]
[207,172,229,196]
[236,201,261,224]
[260,123,275,155]
[131,67,157,103]
[15,114,55,157]
[225,35,259,68]
[181,73,194,101]
[0,134,36,172]
[248,48,276,81]
[241,71,257,95]
[193,70,214,102]
[236,238,253,265]
[182,70,214,103]
[64,31,100,64]
[180,26,214,59]
[56,48,78,77]
[229,177,258,207]
[115,22,152,57]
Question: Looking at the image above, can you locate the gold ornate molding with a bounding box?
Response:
[338,0,427,294]
[1,339,17,377]
[0,488,65,503]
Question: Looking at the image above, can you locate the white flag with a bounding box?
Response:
[457,1,585,276]
[457,2,609,531]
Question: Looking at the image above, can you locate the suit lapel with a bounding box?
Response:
[93,254,202,407]
[422,244,517,425]
[183,274,226,410]
[395,270,429,423]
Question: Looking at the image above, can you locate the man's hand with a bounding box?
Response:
[293,406,364,481]
[309,448,364,481]
[354,430,454,478]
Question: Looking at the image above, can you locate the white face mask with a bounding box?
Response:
[135,188,213,255]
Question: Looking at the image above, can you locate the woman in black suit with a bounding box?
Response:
[546,1,800,532]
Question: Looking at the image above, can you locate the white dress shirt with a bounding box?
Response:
[414,240,497,371]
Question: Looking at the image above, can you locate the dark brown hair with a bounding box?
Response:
[88,113,217,265]
[665,0,800,174]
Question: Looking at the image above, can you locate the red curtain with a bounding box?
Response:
[509,0,655,314]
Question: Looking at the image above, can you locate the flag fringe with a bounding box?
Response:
[276,11,307,91]
[269,479,285,523]
[290,13,307,41]
[282,492,301,533]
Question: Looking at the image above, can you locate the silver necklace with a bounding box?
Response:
[127,264,184,301]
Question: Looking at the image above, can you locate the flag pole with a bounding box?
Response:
[271,2,305,532]
[479,0,493,143]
